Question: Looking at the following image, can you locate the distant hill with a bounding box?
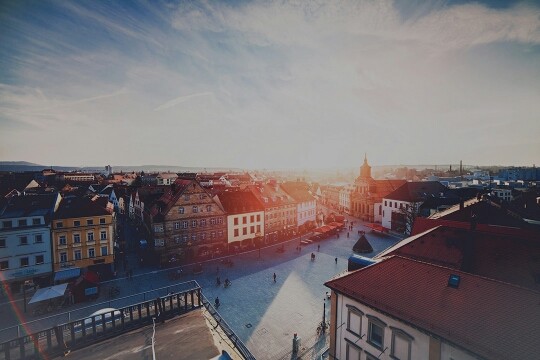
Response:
[0,161,241,174]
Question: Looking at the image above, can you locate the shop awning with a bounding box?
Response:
[28,283,68,304]
[54,268,81,282]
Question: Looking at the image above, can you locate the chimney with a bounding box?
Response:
[459,198,464,210]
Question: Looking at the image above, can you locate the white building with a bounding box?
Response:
[381,181,446,233]
[0,194,61,289]
[492,188,513,202]
[281,182,316,229]
[325,256,540,360]
[339,184,355,214]
[156,173,178,186]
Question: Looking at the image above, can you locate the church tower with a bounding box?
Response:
[360,153,371,179]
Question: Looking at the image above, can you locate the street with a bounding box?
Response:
[0,213,403,359]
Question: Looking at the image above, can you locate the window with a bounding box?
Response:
[345,339,362,360]
[56,221,63,228]
[390,327,414,360]
[99,218,106,224]
[200,219,206,227]
[18,219,27,227]
[33,218,41,225]
[73,233,81,244]
[192,206,198,213]
[210,218,216,225]
[257,214,261,222]
[174,222,180,230]
[20,257,29,267]
[365,352,379,360]
[346,305,363,336]
[200,194,205,199]
[100,230,107,240]
[182,234,188,242]
[218,217,223,224]
[256,225,261,232]
[191,234,197,241]
[367,316,386,350]
[87,219,93,225]
[206,205,212,212]
[88,248,95,258]
[154,225,164,233]
[201,233,206,240]
[59,235,67,245]
[210,231,216,239]
[35,255,44,265]
[74,220,80,227]
[218,230,223,238]
[178,207,184,214]
[192,220,197,228]
[243,228,247,235]
[0,238,5,248]
[182,221,188,229]
[60,252,68,263]
[184,195,190,201]
[88,232,95,242]
[250,226,255,234]
[35,234,43,243]
[250,215,255,223]
[101,246,108,256]
[0,261,8,270]
[19,236,28,245]
[384,201,387,206]
[74,250,82,260]
[243,216,247,224]
[234,229,239,237]
[2,220,12,229]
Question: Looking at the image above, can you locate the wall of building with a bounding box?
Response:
[227,211,264,243]
[52,215,114,272]
[332,292,476,360]
[0,216,52,283]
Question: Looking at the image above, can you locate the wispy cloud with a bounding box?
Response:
[154,92,214,111]
[1,0,539,167]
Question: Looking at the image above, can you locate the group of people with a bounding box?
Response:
[216,276,231,287]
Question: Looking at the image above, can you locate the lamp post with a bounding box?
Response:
[322,298,326,333]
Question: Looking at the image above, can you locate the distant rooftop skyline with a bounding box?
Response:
[1,0,539,169]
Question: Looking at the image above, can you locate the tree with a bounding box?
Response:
[396,202,421,236]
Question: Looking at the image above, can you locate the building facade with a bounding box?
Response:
[150,179,227,265]
[51,197,114,274]
[218,190,265,250]
[0,194,61,289]
[280,181,316,231]
[247,183,297,243]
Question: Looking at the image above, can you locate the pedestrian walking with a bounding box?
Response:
[317,244,320,252]
[335,257,338,264]
[273,273,277,283]
[347,232,349,238]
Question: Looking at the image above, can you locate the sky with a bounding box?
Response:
[0,0,539,170]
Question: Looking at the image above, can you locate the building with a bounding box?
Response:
[247,182,297,242]
[0,193,62,290]
[381,181,447,233]
[280,181,317,232]
[149,179,227,265]
[61,173,96,182]
[325,255,540,360]
[350,155,406,222]
[217,190,264,251]
[339,184,355,214]
[156,173,178,186]
[51,197,115,275]
[321,184,343,210]
[492,188,513,202]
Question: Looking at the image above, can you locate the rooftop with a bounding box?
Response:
[325,256,540,360]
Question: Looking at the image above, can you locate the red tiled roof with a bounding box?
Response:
[325,256,540,360]
[378,225,540,290]
[384,181,447,202]
[217,190,264,214]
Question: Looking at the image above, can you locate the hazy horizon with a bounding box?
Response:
[1,0,539,169]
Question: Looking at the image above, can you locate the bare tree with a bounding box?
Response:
[395,202,421,236]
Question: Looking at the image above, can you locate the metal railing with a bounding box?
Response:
[0,283,202,360]
[201,296,256,360]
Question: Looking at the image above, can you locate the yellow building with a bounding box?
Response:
[51,197,114,275]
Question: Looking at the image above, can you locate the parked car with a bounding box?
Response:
[82,308,124,328]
